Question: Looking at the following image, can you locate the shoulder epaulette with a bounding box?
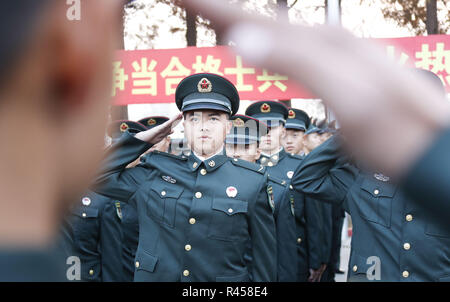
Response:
[267,174,288,187]
[287,153,304,161]
[230,158,266,174]
[144,150,188,162]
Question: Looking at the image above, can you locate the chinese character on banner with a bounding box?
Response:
[160,57,191,95]
[192,55,224,75]
[225,56,255,91]
[131,58,158,96]
[257,69,289,93]
[112,61,128,96]
[415,43,450,85]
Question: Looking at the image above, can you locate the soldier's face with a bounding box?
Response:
[282,129,305,154]
[183,110,232,157]
[225,143,260,162]
[260,124,286,153]
[304,133,323,152]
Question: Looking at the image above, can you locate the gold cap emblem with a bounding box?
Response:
[148,119,156,126]
[198,78,212,93]
[288,110,295,118]
[261,103,271,113]
[120,123,129,132]
[233,118,245,127]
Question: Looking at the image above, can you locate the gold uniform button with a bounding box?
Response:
[185,244,192,251]
[195,192,202,199]
[273,155,278,161]
[189,218,196,225]
[228,208,234,214]
[161,191,166,196]
[135,261,140,268]
[406,214,413,222]
[352,265,358,272]
[403,243,411,250]
[82,213,87,218]
[374,189,380,195]
[193,162,198,169]
[183,270,190,277]
[200,169,207,175]
[268,162,274,167]
[208,160,215,167]
[402,271,409,278]
[297,237,302,243]
[89,269,94,276]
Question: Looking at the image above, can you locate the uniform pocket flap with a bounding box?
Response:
[72,207,99,218]
[360,178,396,198]
[135,250,158,273]
[212,198,248,216]
[150,180,184,199]
[349,253,372,275]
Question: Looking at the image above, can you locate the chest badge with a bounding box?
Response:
[374,173,390,182]
[115,202,123,220]
[226,186,238,198]
[287,171,294,179]
[82,197,91,206]
[162,175,177,184]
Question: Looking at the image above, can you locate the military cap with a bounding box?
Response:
[285,108,310,131]
[138,116,169,129]
[225,115,268,145]
[245,100,289,127]
[107,120,147,139]
[175,73,240,116]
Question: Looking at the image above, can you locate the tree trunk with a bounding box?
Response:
[277,0,289,21]
[112,6,129,121]
[426,0,438,34]
[277,0,291,107]
[186,8,197,46]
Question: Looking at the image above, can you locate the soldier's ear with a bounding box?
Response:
[281,127,286,138]
[254,148,262,161]
[226,120,233,134]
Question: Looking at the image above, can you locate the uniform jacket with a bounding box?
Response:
[93,132,277,282]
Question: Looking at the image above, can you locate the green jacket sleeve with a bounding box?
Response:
[304,196,323,270]
[92,132,153,204]
[291,135,357,206]
[249,173,278,282]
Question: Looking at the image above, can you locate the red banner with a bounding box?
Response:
[112,35,450,105]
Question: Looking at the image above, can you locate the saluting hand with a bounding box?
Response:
[135,113,183,145]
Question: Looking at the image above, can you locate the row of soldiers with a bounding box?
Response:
[60,72,449,282]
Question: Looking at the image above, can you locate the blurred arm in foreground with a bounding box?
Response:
[185,0,450,217]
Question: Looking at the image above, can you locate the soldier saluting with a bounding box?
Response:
[94,73,277,282]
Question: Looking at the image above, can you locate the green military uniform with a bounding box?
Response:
[107,120,149,281]
[60,192,124,282]
[246,101,322,282]
[292,134,450,281]
[93,73,277,282]
[226,114,298,281]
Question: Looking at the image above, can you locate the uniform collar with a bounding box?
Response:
[259,148,286,167]
[188,150,229,173]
